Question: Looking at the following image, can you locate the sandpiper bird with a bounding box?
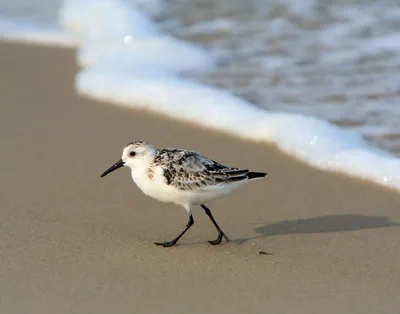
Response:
[100,141,267,247]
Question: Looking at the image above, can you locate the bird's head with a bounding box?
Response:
[100,141,156,177]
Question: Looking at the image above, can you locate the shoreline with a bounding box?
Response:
[1,41,400,314]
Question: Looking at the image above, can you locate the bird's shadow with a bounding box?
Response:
[234,214,400,244]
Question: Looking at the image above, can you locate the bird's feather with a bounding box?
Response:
[152,149,264,191]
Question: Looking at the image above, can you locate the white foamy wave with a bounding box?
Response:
[60,0,215,70]
[0,18,77,47]
[60,0,159,36]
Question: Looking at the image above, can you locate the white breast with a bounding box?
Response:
[130,166,241,207]
[130,167,179,204]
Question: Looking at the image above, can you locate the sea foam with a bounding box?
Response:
[1,0,399,191]
[60,0,215,70]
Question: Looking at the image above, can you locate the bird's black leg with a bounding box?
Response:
[201,204,229,245]
[154,214,194,247]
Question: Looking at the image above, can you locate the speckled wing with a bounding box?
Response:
[153,149,252,191]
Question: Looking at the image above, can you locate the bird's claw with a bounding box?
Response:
[154,241,177,247]
[208,231,230,245]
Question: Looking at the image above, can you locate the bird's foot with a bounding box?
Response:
[209,231,230,245]
[154,240,178,247]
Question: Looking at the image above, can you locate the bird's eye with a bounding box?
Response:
[129,151,136,157]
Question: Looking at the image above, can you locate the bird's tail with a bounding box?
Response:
[247,172,267,180]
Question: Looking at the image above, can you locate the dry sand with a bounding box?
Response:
[0,42,400,314]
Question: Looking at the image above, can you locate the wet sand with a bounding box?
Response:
[0,42,399,314]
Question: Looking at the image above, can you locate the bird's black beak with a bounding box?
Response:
[100,159,124,178]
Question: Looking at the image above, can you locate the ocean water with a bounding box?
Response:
[166,0,400,155]
[1,0,400,191]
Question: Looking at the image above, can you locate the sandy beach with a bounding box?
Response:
[1,42,400,314]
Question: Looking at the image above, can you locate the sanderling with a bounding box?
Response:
[101,141,267,247]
